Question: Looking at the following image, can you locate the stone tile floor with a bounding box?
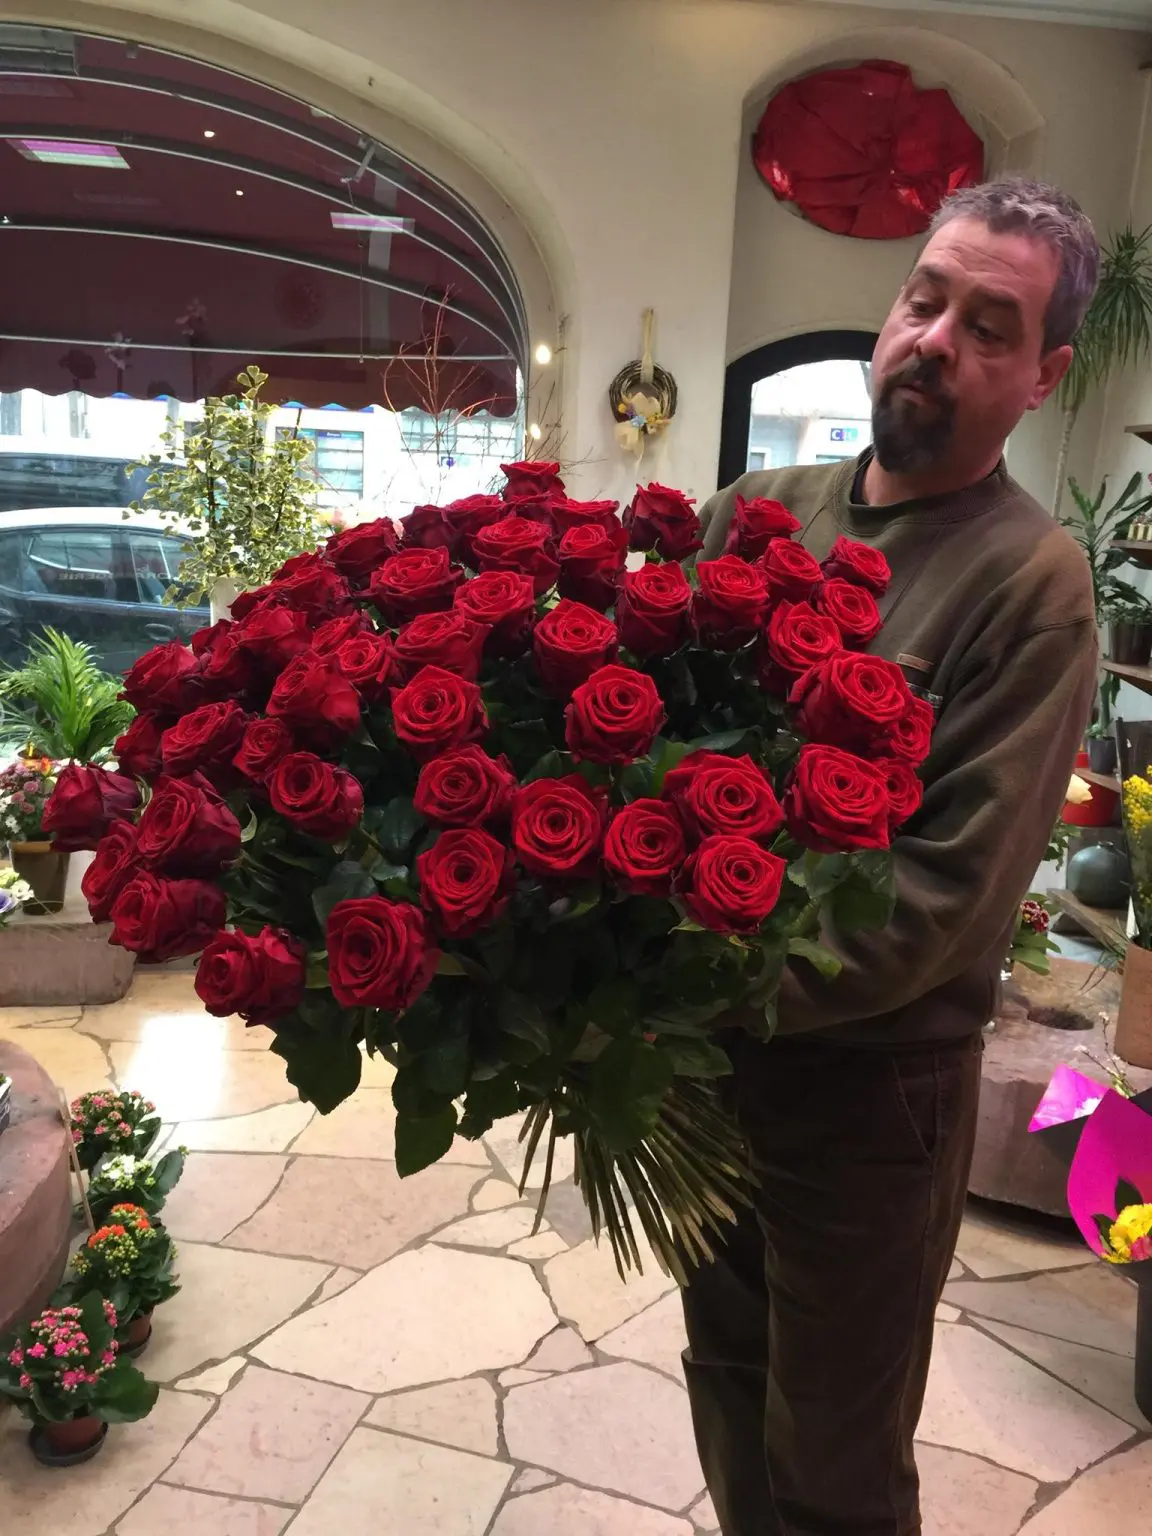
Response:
[1,970,1150,1533]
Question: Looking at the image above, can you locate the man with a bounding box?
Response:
[682,178,1100,1536]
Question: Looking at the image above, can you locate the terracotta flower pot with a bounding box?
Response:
[10,842,69,915]
[1117,941,1152,1069]
[30,1415,107,1466]
[123,1309,154,1358]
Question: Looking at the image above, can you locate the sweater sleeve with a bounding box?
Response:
[775,617,1098,1033]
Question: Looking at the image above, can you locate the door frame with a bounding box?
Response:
[717,330,878,491]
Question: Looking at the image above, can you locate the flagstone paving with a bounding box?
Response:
[0,972,1149,1534]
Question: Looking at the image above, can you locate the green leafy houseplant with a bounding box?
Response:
[130,365,327,607]
[0,629,135,763]
[85,1149,185,1224]
[64,1203,180,1330]
[1053,224,1152,515]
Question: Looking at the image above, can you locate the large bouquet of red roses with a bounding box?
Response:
[43,462,930,1276]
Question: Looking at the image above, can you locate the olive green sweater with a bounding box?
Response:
[700,454,1098,1046]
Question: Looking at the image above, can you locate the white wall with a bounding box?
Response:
[16,0,1152,511]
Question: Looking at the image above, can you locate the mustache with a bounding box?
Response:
[880,358,953,406]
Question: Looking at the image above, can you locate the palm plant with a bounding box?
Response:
[1053,225,1152,515]
[0,628,136,763]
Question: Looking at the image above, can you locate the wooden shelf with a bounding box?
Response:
[1111,539,1152,569]
[1102,659,1152,694]
[1126,424,1152,445]
[1048,888,1128,951]
[1077,768,1122,794]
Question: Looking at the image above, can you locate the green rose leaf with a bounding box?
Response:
[588,1037,674,1153]
[312,861,378,929]
[786,936,843,979]
[271,1030,362,1114]
[395,1103,458,1177]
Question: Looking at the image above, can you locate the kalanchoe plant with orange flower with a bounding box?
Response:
[64,1204,180,1332]
[69,1088,161,1171]
[0,1291,158,1426]
[43,465,932,1278]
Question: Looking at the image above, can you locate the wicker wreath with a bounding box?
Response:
[608,359,678,435]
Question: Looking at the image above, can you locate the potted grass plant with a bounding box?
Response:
[0,1291,158,1465]
[64,1203,180,1357]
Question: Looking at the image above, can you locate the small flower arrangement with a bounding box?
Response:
[0,866,34,926]
[1008,894,1059,975]
[1098,1194,1152,1264]
[0,1291,158,1426]
[0,759,56,844]
[67,1204,180,1325]
[70,1088,161,1172]
[85,1148,185,1224]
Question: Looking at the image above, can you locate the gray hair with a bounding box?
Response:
[929,177,1100,353]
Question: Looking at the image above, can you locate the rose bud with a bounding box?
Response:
[161,700,249,784]
[400,503,453,551]
[440,494,507,560]
[135,775,242,877]
[114,712,166,781]
[331,631,397,701]
[414,745,518,829]
[454,570,537,657]
[679,834,787,934]
[42,765,140,852]
[512,775,607,880]
[471,514,559,597]
[616,563,693,658]
[232,603,314,674]
[784,744,891,854]
[603,799,687,897]
[692,556,769,650]
[879,696,935,768]
[390,665,487,762]
[369,546,464,622]
[417,827,513,937]
[758,538,823,602]
[821,535,891,596]
[264,556,353,622]
[121,640,201,713]
[814,578,882,648]
[722,495,802,560]
[327,896,439,1011]
[548,497,621,537]
[623,483,702,560]
[557,522,628,611]
[81,820,140,923]
[565,664,665,765]
[500,459,565,501]
[234,717,295,785]
[195,926,307,1026]
[874,757,924,831]
[662,752,784,844]
[109,871,227,963]
[268,753,364,841]
[759,601,842,692]
[267,651,362,745]
[393,611,489,682]
[533,599,618,697]
[325,516,401,581]
[790,652,911,753]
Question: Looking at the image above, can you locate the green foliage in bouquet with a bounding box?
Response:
[0,1291,158,1425]
[85,1150,186,1225]
[47,470,931,1278]
[130,365,328,606]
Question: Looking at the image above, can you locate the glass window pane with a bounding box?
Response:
[28,528,118,601]
[129,532,178,604]
[747,359,872,474]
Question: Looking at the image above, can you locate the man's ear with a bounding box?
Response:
[1028,344,1073,411]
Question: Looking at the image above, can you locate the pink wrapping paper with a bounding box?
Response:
[1066,1089,1152,1256]
[1028,1065,1107,1134]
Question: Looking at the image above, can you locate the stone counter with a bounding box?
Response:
[0,1041,72,1336]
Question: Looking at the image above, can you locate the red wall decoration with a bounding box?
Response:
[752,60,985,241]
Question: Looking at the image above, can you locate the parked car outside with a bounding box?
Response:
[0,508,208,675]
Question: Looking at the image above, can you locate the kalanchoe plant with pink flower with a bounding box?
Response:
[0,1291,158,1428]
[43,464,934,1278]
[69,1088,161,1172]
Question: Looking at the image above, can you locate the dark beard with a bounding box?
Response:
[871,358,957,473]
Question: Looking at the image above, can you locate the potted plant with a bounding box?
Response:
[131,364,326,620]
[1104,594,1152,669]
[0,758,64,913]
[0,1070,10,1137]
[69,1089,161,1172]
[0,1291,159,1465]
[1006,895,1059,976]
[1117,764,1152,1067]
[64,1203,180,1357]
[0,866,35,927]
[0,629,135,764]
[85,1149,186,1225]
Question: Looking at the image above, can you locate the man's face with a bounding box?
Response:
[870,217,1073,475]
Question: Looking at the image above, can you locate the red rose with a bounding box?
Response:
[232,603,313,675]
[603,799,687,897]
[369,546,464,622]
[822,535,890,596]
[196,624,258,700]
[784,745,891,854]
[268,752,364,840]
[109,871,227,963]
[42,766,140,852]
[190,619,229,657]
[114,713,165,781]
[441,494,507,559]
[472,515,559,596]
[121,641,200,713]
[879,696,935,767]
[327,896,439,1010]
[616,563,692,658]
[414,745,517,828]
[723,495,802,559]
[557,522,628,611]
[875,757,923,830]
[136,776,242,876]
[679,835,787,934]
[692,557,769,650]
[758,538,823,602]
[326,516,401,580]
[548,497,621,537]
[161,700,249,782]
[269,551,323,585]
[331,632,397,700]
[565,664,665,765]
[662,752,784,844]
[417,827,512,937]
[501,459,565,501]
[623,483,702,560]
[234,717,295,784]
[391,665,487,761]
[790,652,911,751]
[533,599,618,697]
[512,775,607,880]
[227,584,275,622]
[454,570,536,656]
[267,652,362,744]
[265,556,352,621]
[400,503,454,551]
[393,611,488,682]
[311,611,374,656]
[499,493,555,529]
[760,601,842,691]
[195,926,306,1026]
[814,578,882,647]
[81,820,139,923]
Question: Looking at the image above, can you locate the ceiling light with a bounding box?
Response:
[534,343,553,366]
[329,211,414,233]
[528,422,543,441]
[235,189,244,197]
[10,139,128,168]
[203,129,216,139]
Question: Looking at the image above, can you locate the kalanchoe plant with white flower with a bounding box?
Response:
[0,1291,158,1427]
[85,1149,185,1224]
[69,1089,161,1172]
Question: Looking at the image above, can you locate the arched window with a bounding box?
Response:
[718,330,877,491]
